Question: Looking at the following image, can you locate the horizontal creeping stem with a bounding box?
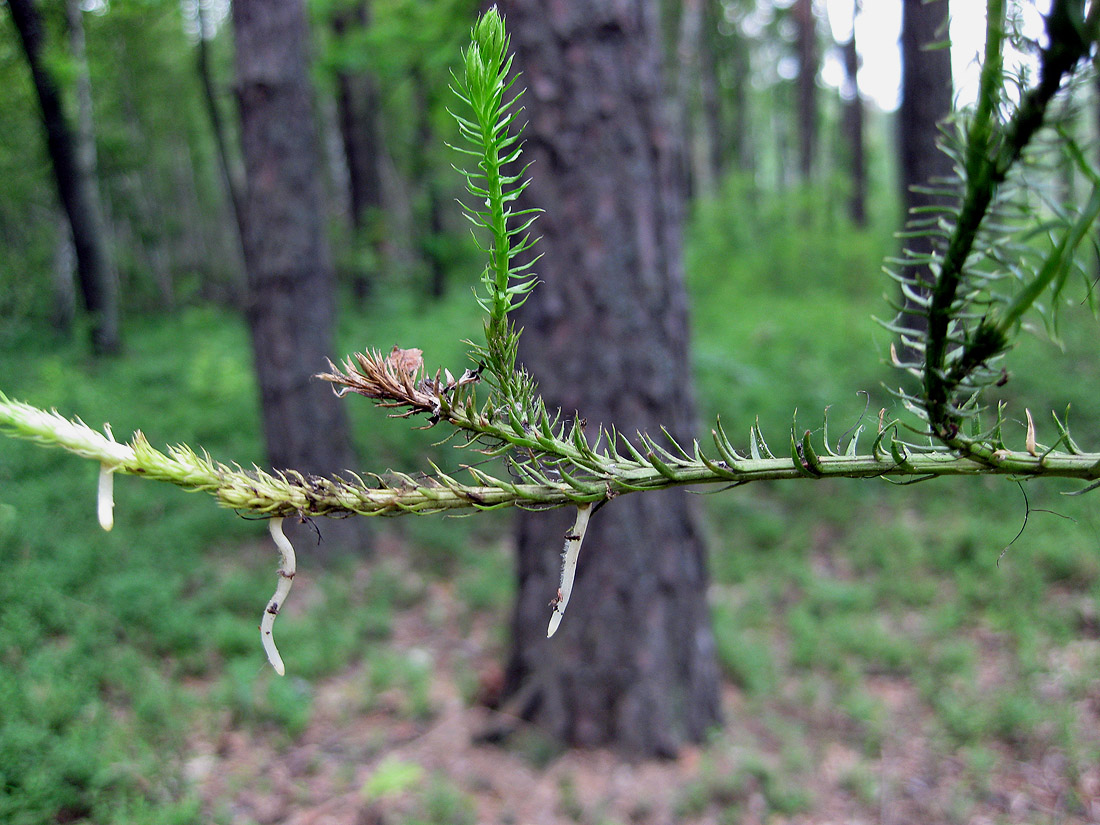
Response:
[4,394,1100,518]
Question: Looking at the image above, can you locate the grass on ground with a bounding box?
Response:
[2,181,1100,822]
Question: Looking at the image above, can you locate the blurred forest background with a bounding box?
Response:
[4,0,1100,823]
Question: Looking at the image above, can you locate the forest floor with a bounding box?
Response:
[184,533,1100,825]
[8,290,1100,824]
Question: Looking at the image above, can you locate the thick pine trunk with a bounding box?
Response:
[899,0,953,335]
[8,0,120,355]
[501,0,721,757]
[232,0,366,554]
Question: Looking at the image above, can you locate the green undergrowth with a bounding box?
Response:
[3,182,1100,820]
[688,180,1100,818]
[0,291,495,823]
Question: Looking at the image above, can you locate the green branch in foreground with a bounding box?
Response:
[919,0,1100,443]
[5,392,1100,523]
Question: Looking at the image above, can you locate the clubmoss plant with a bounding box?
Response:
[450,5,540,404]
[3,2,1100,670]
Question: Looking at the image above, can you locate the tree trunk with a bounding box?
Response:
[501,0,721,757]
[898,0,953,337]
[841,1,866,227]
[1095,58,1100,276]
[196,0,247,276]
[675,0,721,197]
[331,2,384,235]
[794,0,818,181]
[675,0,704,198]
[723,19,754,179]
[8,0,120,355]
[411,67,447,298]
[330,0,387,301]
[232,0,367,554]
[698,0,724,186]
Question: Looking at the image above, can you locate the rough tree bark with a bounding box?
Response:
[8,0,120,355]
[232,0,366,553]
[500,0,721,757]
[899,0,953,334]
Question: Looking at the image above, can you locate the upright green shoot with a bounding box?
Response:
[449,6,540,402]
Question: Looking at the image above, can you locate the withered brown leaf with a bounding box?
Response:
[385,346,424,378]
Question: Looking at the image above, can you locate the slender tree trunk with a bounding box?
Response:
[676,0,704,197]
[1094,59,1100,276]
[698,0,724,186]
[411,67,447,298]
[331,1,384,239]
[501,0,721,757]
[232,0,367,554]
[676,0,721,196]
[899,0,953,337]
[9,0,120,355]
[64,0,124,315]
[841,1,866,227]
[774,85,792,190]
[794,0,818,181]
[196,0,247,273]
[724,21,754,180]
[332,53,384,298]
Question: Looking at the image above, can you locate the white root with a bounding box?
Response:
[261,517,296,675]
[547,503,593,638]
[97,463,115,532]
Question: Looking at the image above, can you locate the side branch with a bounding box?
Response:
[922,1,1099,441]
[5,394,1100,521]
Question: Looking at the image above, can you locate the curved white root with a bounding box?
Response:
[261,517,296,675]
[97,463,115,532]
[547,503,593,638]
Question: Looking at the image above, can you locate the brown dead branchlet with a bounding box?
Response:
[317,346,481,424]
